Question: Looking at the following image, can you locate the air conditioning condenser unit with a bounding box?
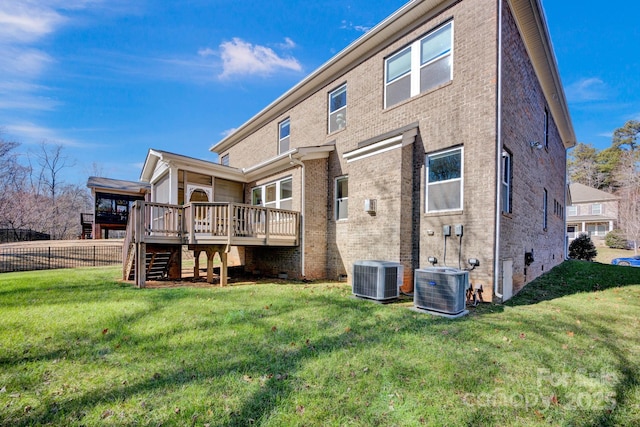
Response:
[352,260,403,302]
[414,267,468,317]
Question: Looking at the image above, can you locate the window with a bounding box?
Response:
[543,188,548,230]
[567,205,577,216]
[544,108,549,149]
[426,147,463,212]
[385,21,453,108]
[252,177,293,210]
[220,154,229,166]
[328,84,347,133]
[591,203,602,215]
[279,118,290,154]
[587,224,607,237]
[501,150,512,213]
[335,176,348,220]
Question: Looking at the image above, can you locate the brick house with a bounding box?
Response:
[566,183,619,245]
[136,0,575,300]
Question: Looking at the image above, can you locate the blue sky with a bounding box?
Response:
[1,0,639,185]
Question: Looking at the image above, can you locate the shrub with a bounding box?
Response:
[605,229,628,249]
[569,233,598,261]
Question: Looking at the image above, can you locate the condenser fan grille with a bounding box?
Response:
[352,261,402,301]
[414,268,468,315]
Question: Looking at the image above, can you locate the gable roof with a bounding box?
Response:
[211,0,575,154]
[569,183,618,204]
[140,146,335,184]
[87,176,150,194]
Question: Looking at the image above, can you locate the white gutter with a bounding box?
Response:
[289,153,305,277]
[494,0,504,300]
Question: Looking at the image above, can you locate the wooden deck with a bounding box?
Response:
[123,201,300,287]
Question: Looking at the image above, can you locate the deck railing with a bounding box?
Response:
[185,202,299,243]
[127,201,299,245]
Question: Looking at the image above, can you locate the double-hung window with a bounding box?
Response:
[501,150,512,214]
[279,118,290,154]
[591,203,602,215]
[251,177,293,210]
[385,21,453,108]
[544,108,549,149]
[335,176,348,220]
[543,188,548,231]
[328,84,347,133]
[426,147,463,212]
[220,154,229,166]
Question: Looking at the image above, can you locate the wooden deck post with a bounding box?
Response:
[205,247,216,284]
[220,251,228,287]
[193,249,201,279]
[135,242,146,288]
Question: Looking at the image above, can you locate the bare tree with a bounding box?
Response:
[614,150,640,253]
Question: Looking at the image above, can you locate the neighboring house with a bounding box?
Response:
[132,0,575,301]
[87,177,150,239]
[566,183,618,245]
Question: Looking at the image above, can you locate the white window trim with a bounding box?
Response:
[501,150,512,213]
[425,146,464,213]
[278,118,290,155]
[335,175,348,221]
[384,21,453,108]
[252,176,293,209]
[591,203,602,215]
[328,84,347,133]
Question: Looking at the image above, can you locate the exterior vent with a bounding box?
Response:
[352,260,403,301]
[414,267,469,317]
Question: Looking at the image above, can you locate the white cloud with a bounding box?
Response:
[340,20,371,33]
[221,128,237,138]
[0,3,66,43]
[217,37,302,79]
[565,77,608,103]
[4,122,87,147]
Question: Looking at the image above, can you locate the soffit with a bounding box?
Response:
[507,0,576,149]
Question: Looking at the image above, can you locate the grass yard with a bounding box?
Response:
[0,262,639,426]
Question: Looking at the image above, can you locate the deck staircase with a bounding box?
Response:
[126,248,172,281]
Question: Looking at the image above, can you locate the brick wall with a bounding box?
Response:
[499,0,567,295]
[221,0,568,300]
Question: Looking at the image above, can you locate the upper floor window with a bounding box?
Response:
[220,154,229,166]
[328,84,347,133]
[252,177,293,210]
[335,176,348,220]
[501,150,512,214]
[385,21,453,108]
[279,118,290,154]
[543,188,548,231]
[567,205,577,216]
[591,203,602,215]
[544,108,549,149]
[426,146,463,213]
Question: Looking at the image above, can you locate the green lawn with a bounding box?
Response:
[0,263,639,426]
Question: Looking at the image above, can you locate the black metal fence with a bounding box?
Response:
[0,245,122,273]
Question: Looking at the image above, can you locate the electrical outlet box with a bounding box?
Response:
[455,224,463,236]
[443,225,451,236]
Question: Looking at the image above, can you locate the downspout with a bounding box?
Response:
[289,154,305,277]
[493,0,504,299]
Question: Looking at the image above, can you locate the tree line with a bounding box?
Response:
[568,120,640,252]
[0,133,92,241]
